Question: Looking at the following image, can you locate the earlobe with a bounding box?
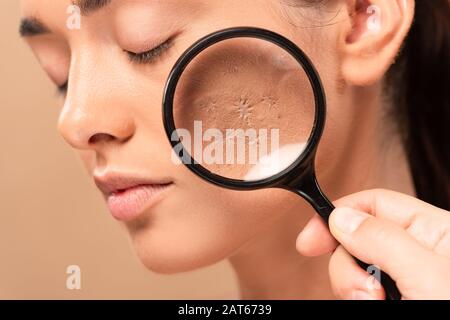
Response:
[340,0,415,86]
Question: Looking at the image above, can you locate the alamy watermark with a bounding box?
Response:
[367,5,382,33]
[365,264,382,291]
[66,4,81,30]
[171,121,281,166]
[66,265,81,290]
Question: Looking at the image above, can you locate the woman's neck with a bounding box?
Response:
[229,204,335,299]
[228,85,416,300]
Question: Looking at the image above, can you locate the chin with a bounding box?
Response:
[121,186,295,274]
[124,215,239,274]
[127,232,232,274]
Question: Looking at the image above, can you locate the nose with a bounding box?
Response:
[58,98,136,149]
[58,59,136,150]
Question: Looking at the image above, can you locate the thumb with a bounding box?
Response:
[329,207,433,284]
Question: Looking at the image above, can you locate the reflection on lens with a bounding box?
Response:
[172,37,315,181]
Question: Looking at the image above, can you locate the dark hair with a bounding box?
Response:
[285,1,450,209]
[387,0,450,210]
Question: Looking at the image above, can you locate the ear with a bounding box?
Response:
[340,0,415,86]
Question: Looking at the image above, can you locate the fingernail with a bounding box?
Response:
[350,290,374,300]
[332,208,368,234]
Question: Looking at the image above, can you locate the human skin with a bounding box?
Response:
[20,0,416,299]
[298,189,450,300]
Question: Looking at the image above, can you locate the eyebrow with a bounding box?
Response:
[19,0,112,37]
[75,0,113,15]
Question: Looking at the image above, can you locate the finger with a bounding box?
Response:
[334,189,450,257]
[329,246,385,300]
[296,214,338,257]
[329,207,433,282]
[334,189,447,228]
[297,189,438,257]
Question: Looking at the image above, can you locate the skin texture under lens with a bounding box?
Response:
[173,37,315,180]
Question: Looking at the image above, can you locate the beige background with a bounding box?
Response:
[0,0,236,299]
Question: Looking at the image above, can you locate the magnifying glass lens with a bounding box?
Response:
[172,37,316,181]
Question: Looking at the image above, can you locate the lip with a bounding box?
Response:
[94,173,173,221]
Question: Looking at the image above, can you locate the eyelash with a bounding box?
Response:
[126,38,173,64]
[56,39,173,96]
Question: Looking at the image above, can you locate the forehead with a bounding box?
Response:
[20,0,188,14]
[21,0,70,19]
[19,0,171,41]
[19,0,200,30]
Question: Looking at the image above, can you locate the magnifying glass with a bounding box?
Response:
[162,27,401,300]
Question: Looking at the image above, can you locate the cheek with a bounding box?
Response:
[312,67,356,184]
[283,28,353,184]
[79,151,96,173]
[125,178,299,274]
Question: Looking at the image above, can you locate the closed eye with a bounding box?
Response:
[55,38,174,96]
[126,38,173,64]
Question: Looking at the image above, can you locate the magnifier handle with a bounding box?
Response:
[312,200,401,300]
[294,174,402,300]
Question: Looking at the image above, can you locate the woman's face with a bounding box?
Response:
[21,0,350,273]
